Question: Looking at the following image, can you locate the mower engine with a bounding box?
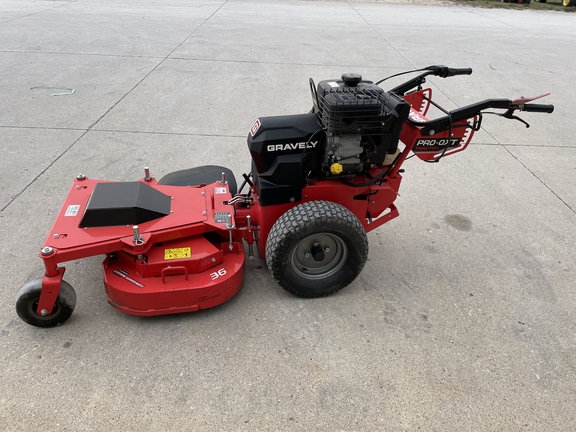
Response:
[315,73,410,175]
[248,73,409,206]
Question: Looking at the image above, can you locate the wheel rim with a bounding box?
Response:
[290,233,348,280]
[28,297,61,321]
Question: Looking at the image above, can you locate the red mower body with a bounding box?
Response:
[17,65,553,327]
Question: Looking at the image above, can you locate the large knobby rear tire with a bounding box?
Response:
[266,201,368,298]
[16,279,76,327]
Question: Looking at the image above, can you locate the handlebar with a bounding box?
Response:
[378,66,554,133]
[389,65,473,95]
[416,99,555,135]
[516,103,554,114]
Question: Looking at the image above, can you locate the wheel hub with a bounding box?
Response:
[311,244,325,262]
[291,233,348,280]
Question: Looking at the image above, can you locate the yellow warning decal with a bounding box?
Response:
[164,247,191,260]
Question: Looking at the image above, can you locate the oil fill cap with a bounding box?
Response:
[330,163,343,175]
[342,73,362,86]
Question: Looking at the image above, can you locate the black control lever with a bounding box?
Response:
[502,109,531,128]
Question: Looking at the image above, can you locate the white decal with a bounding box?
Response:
[408,110,428,123]
[210,268,227,280]
[214,187,227,194]
[266,141,318,152]
[415,138,459,147]
[113,269,145,288]
[419,89,432,115]
[65,205,80,216]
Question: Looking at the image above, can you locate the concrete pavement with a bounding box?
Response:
[1,1,575,430]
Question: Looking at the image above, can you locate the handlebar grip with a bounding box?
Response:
[520,103,554,113]
[447,67,473,77]
[424,65,473,78]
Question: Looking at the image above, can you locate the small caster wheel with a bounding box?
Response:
[16,279,76,327]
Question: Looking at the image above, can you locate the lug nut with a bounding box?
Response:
[304,251,311,258]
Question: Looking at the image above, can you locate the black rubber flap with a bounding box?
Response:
[158,165,237,195]
[80,182,171,227]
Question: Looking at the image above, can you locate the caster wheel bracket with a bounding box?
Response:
[37,267,66,316]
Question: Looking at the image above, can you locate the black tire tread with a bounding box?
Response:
[266,200,368,297]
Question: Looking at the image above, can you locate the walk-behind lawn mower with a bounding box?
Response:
[16,65,554,327]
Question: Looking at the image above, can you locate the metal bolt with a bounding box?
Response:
[324,247,330,253]
[40,309,48,316]
[132,226,143,245]
[304,251,311,258]
[53,234,59,239]
[202,211,207,216]
[226,214,234,229]
[313,242,319,247]
[211,257,216,263]
[41,246,53,255]
[76,174,86,180]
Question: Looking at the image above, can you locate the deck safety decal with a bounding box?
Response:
[164,247,191,260]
